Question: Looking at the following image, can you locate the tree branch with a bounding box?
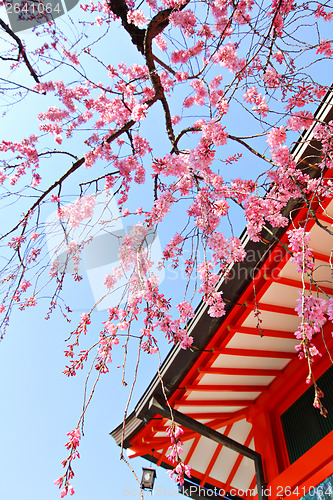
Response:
[228,134,275,165]
[107,0,145,53]
[0,18,40,83]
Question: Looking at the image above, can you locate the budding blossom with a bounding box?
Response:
[0,168,8,184]
[171,41,204,64]
[30,232,39,241]
[315,5,333,21]
[38,107,70,122]
[234,0,254,24]
[293,293,329,376]
[245,196,288,241]
[270,0,293,33]
[171,115,181,125]
[316,39,333,57]
[55,427,81,497]
[273,51,284,63]
[163,233,183,260]
[161,0,188,8]
[168,462,192,485]
[50,260,60,278]
[59,484,75,497]
[166,424,191,485]
[176,301,194,322]
[20,280,31,292]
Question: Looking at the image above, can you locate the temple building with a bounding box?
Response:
[111,90,333,500]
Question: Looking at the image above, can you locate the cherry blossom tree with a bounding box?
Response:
[0,0,333,495]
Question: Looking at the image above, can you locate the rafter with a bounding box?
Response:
[247,301,298,316]
[200,424,233,487]
[211,409,249,428]
[157,447,168,466]
[137,437,172,447]
[185,384,267,392]
[317,212,333,225]
[181,412,237,420]
[199,367,283,376]
[200,442,222,486]
[214,348,297,359]
[228,325,295,339]
[312,250,331,263]
[184,436,201,465]
[174,399,253,407]
[276,276,333,296]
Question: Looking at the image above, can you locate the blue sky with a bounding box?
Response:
[1,3,332,499]
[0,8,184,499]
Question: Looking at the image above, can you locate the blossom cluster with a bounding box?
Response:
[166,424,192,485]
[58,195,96,228]
[54,427,81,498]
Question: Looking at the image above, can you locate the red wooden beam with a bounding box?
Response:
[317,212,333,225]
[184,436,201,465]
[136,437,172,447]
[228,325,296,339]
[200,367,283,376]
[268,431,333,500]
[271,276,333,296]
[157,447,168,466]
[214,348,297,359]
[209,409,249,428]
[200,442,224,487]
[250,322,333,414]
[312,250,331,263]
[188,409,248,430]
[174,399,253,407]
[185,384,267,392]
[247,301,298,316]
[180,412,237,420]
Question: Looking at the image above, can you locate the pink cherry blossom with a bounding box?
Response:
[58,195,95,228]
[127,9,147,27]
[316,39,333,57]
[267,126,286,148]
